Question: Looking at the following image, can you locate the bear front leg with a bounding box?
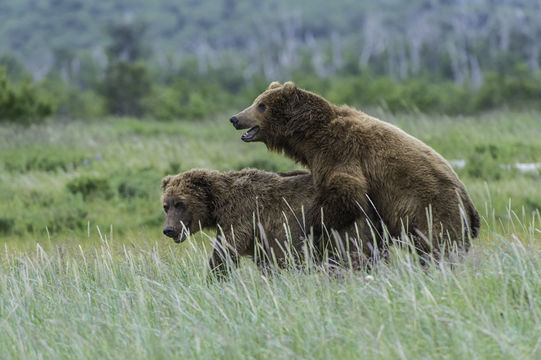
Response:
[307,172,370,250]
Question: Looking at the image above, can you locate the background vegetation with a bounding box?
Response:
[2,0,541,123]
[1,111,539,243]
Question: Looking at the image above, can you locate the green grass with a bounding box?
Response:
[1,110,540,244]
[0,110,540,358]
[1,218,540,359]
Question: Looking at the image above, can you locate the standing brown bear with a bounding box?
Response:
[230,81,480,259]
[162,169,317,274]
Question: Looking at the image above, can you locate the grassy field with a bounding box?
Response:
[1,110,540,358]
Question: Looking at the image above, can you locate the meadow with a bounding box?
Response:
[1,110,540,358]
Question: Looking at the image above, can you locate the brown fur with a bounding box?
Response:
[230,81,480,258]
[162,169,320,274]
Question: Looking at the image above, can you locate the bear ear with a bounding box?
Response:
[191,173,211,189]
[268,81,282,90]
[190,172,215,204]
[161,175,173,190]
[283,81,297,96]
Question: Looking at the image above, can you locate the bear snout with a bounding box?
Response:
[230,116,239,128]
[163,226,178,239]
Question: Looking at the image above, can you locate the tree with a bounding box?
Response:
[105,21,151,63]
[101,62,151,117]
[0,67,53,123]
[0,54,26,83]
[100,20,152,117]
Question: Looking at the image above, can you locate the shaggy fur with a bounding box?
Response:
[230,81,480,258]
[162,169,318,274]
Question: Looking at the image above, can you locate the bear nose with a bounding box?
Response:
[230,116,239,127]
[163,226,178,239]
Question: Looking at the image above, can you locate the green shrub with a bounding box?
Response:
[143,86,184,121]
[100,61,151,117]
[0,67,53,123]
[5,53,541,121]
[164,161,183,176]
[66,175,112,199]
[0,217,15,234]
[145,80,223,121]
[45,206,88,233]
[115,169,161,199]
[465,144,506,180]
[40,75,105,118]
[471,67,541,112]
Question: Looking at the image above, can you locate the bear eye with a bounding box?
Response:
[257,103,266,112]
[163,205,169,213]
[174,201,185,210]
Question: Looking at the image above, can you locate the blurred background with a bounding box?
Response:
[0,0,540,245]
[1,0,541,119]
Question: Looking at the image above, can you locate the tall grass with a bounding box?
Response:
[0,111,540,358]
[1,210,540,359]
[1,111,540,243]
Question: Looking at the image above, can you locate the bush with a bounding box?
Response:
[100,61,151,117]
[144,86,208,121]
[5,53,541,121]
[66,175,112,199]
[145,79,224,121]
[0,217,15,234]
[465,144,506,180]
[40,75,105,118]
[46,206,88,233]
[472,68,541,112]
[114,168,161,199]
[0,67,53,123]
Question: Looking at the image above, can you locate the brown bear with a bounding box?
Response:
[163,169,383,275]
[230,81,480,259]
[162,169,325,275]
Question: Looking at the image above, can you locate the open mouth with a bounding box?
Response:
[241,126,260,142]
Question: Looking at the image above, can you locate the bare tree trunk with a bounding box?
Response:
[305,31,328,77]
[469,55,483,88]
[528,44,540,73]
[331,31,343,71]
[398,42,408,79]
[447,42,466,85]
[279,12,301,69]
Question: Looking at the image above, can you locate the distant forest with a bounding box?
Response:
[1,0,540,82]
[1,0,541,121]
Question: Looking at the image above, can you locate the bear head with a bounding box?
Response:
[161,170,216,243]
[229,81,335,148]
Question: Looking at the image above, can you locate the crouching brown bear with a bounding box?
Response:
[162,169,319,275]
[163,169,383,275]
[230,81,480,260]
